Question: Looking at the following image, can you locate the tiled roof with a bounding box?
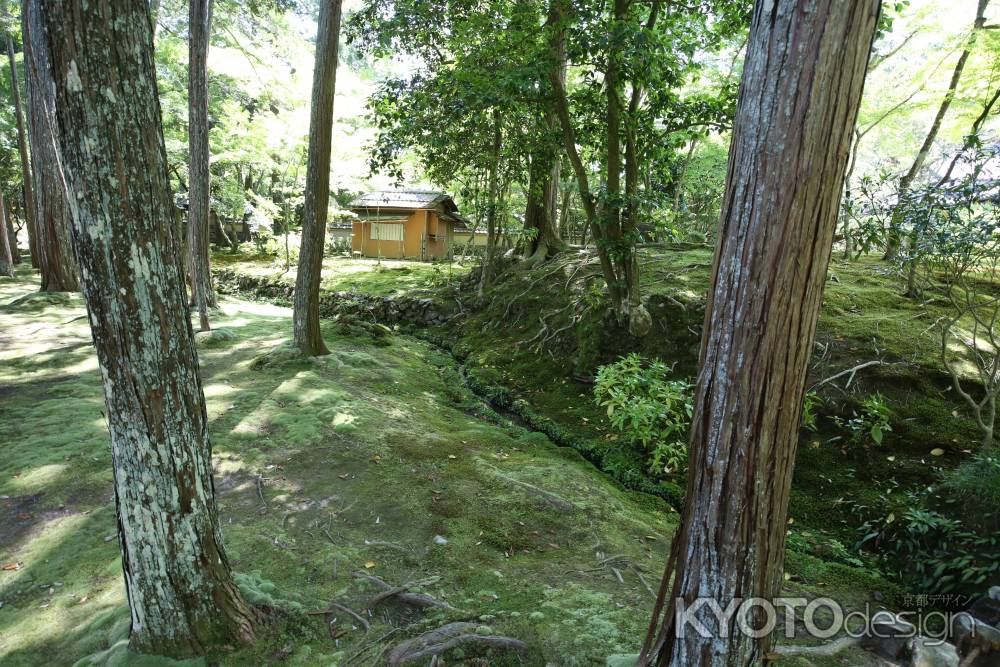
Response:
[349,190,456,211]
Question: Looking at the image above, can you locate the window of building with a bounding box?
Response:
[370,222,405,242]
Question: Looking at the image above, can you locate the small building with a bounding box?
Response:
[348,190,470,261]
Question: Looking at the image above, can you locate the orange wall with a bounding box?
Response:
[351,210,452,260]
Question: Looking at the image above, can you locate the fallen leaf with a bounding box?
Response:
[2,563,21,571]
[930,448,945,457]
[364,561,376,569]
[338,474,349,480]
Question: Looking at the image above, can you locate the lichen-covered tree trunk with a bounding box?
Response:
[22,9,79,292]
[293,0,343,356]
[188,0,216,330]
[7,36,38,269]
[33,0,256,656]
[637,1,879,665]
[0,193,14,278]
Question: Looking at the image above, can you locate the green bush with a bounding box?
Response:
[858,503,1000,595]
[937,453,1000,533]
[834,392,892,447]
[801,390,822,432]
[594,354,693,477]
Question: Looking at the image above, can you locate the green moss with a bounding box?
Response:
[233,571,306,613]
[72,642,206,667]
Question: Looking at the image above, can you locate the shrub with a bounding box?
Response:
[801,390,822,432]
[834,392,892,447]
[858,502,1000,595]
[937,453,1000,533]
[594,354,693,477]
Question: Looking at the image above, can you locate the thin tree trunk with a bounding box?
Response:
[188,0,216,331]
[547,0,649,335]
[607,0,650,337]
[547,0,619,303]
[671,138,698,221]
[523,47,566,265]
[637,1,879,664]
[23,5,79,292]
[0,193,14,278]
[558,186,571,240]
[7,37,38,269]
[293,0,342,356]
[477,108,502,300]
[886,0,990,261]
[4,197,20,266]
[150,0,162,36]
[33,0,256,656]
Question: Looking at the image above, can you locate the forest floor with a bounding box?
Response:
[0,263,895,666]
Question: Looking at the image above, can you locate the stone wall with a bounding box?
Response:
[213,268,452,327]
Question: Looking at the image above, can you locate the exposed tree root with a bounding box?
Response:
[483,465,577,512]
[353,572,456,611]
[771,636,860,658]
[306,601,371,633]
[386,622,527,665]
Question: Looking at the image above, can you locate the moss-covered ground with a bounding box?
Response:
[2,244,982,665]
[0,263,848,666]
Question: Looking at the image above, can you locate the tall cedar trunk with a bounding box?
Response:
[293,0,342,356]
[0,193,14,278]
[33,0,256,655]
[477,108,502,300]
[886,0,990,261]
[7,37,38,268]
[637,1,878,665]
[188,0,216,331]
[23,4,80,292]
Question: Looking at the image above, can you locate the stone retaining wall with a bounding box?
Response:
[213,269,452,326]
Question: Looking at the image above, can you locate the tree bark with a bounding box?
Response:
[23,3,80,292]
[886,0,990,261]
[523,45,566,265]
[0,193,14,278]
[522,141,563,264]
[33,0,257,656]
[293,0,342,356]
[188,0,216,331]
[4,197,20,267]
[477,108,502,301]
[7,37,38,269]
[637,1,879,665]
